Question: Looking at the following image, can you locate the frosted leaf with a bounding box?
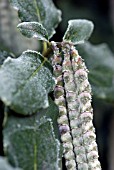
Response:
[10,0,62,38]
[4,112,61,170]
[0,50,55,115]
[63,19,94,44]
[17,22,49,41]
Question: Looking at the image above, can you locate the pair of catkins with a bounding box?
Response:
[51,41,101,170]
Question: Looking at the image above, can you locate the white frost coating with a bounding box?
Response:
[12,6,18,10]
[11,0,62,39]
[46,118,61,170]
[68,19,94,30]
[22,49,39,55]
[0,50,55,114]
[42,99,49,108]
[63,19,94,44]
[38,117,61,169]
[3,57,12,63]
[33,34,39,38]
[17,22,49,41]
[18,21,42,27]
[1,97,11,105]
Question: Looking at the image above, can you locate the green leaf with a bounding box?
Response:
[37,98,60,139]
[77,42,114,102]
[17,22,49,42]
[0,157,22,170]
[63,19,94,44]
[10,0,62,39]
[0,50,55,115]
[4,101,61,170]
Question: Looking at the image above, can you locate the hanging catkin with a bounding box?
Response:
[70,45,101,170]
[62,42,89,170]
[51,41,77,170]
[52,41,101,170]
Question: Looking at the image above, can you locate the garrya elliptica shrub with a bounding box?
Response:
[1,0,113,169]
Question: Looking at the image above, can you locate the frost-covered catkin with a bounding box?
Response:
[52,41,101,170]
[62,43,89,170]
[70,45,101,170]
[51,41,77,170]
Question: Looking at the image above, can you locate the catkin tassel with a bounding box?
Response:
[51,41,77,170]
[52,41,101,170]
[70,45,101,170]
[62,43,89,170]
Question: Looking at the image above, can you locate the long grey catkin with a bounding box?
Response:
[51,41,101,170]
[51,41,77,170]
[62,43,90,170]
[70,45,101,170]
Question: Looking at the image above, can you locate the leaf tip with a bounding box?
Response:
[17,22,49,42]
[63,19,94,45]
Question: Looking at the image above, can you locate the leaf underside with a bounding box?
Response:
[0,50,55,115]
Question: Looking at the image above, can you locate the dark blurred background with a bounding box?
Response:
[0,0,114,170]
[53,0,114,52]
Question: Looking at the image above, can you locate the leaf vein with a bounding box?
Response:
[33,0,41,22]
[13,59,46,96]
